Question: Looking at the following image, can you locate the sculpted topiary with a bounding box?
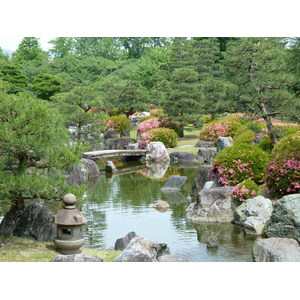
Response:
[140,127,178,148]
[212,144,269,186]
[266,135,300,195]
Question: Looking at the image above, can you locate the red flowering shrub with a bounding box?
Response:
[199,119,242,143]
[266,135,300,195]
[231,179,259,202]
[212,144,269,186]
[140,127,178,148]
[104,114,130,133]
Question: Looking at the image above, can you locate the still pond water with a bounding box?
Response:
[81,161,255,262]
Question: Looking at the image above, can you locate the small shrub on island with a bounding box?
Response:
[140,127,178,148]
[212,144,269,186]
[104,114,131,134]
[266,135,300,196]
[199,119,243,143]
[231,179,259,202]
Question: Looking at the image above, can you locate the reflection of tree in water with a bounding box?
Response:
[82,201,107,249]
[87,172,164,209]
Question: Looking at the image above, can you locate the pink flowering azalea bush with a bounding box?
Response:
[150,108,165,118]
[128,112,141,120]
[104,114,130,133]
[231,179,259,202]
[199,119,242,143]
[266,135,300,195]
[140,127,178,148]
[137,117,161,134]
[212,144,269,186]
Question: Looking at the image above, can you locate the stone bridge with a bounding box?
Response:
[82,149,146,160]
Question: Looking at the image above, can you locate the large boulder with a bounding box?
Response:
[115,232,137,251]
[252,237,300,262]
[190,165,212,197]
[265,194,300,240]
[105,161,118,173]
[12,202,56,241]
[113,236,158,262]
[198,148,217,164]
[51,254,103,262]
[186,186,235,223]
[195,140,215,148]
[233,196,273,235]
[120,129,130,138]
[145,142,170,162]
[169,152,196,163]
[66,164,88,185]
[0,200,25,237]
[161,175,187,192]
[81,158,99,178]
[130,112,150,128]
[216,137,233,152]
[104,128,118,140]
[104,138,136,150]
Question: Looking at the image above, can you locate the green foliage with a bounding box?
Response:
[104,114,131,133]
[212,144,270,186]
[258,136,273,153]
[140,127,178,148]
[231,179,259,202]
[266,135,300,195]
[12,37,47,66]
[32,73,64,100]
[199,118,243,143]
[53,86,105,144]
[163,67,203,130]
[234,129,257,145]
[0,92,81,206]
[0,61,28,93]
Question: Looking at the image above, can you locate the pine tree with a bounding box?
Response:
[225,37,298,144]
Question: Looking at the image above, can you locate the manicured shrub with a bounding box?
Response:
[199,119,243,143]
[266,135,300,195]
[212,144,269,186]
[234,129,257,145]
[137,117,161,134]
[139,115,153,123]
[104,114,130,133]
[150,108,165,118]
[140,127,178,148]
[231,179,259,202]
[159,118,182,136]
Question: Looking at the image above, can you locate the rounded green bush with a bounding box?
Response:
[212,144,270,186]
[266,135,300,195]
[231,179,259,202]
[104,114,130,133]
[199,118,244,143]
[140,127,178,148]
[234,129,257,145]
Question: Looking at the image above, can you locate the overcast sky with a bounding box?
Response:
[0,36,56,51]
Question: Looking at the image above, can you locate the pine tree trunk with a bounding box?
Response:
[258,102,278,145]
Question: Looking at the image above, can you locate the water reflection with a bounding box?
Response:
[82,162,256,261]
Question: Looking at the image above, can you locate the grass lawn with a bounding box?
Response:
[0,236,121,262]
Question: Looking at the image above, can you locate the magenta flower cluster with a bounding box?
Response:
[199,121,237,143]
[104,115,130,133]
[137,117,161,134]
[212,146,269,186]
[232,180,258,202]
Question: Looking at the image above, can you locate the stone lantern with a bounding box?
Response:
[53,194,87,255]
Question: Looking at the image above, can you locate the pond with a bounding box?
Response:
[81,161,256,262]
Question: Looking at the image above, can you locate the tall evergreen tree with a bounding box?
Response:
[225,37,298,144]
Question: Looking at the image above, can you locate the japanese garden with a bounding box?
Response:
[0,37,299,262]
